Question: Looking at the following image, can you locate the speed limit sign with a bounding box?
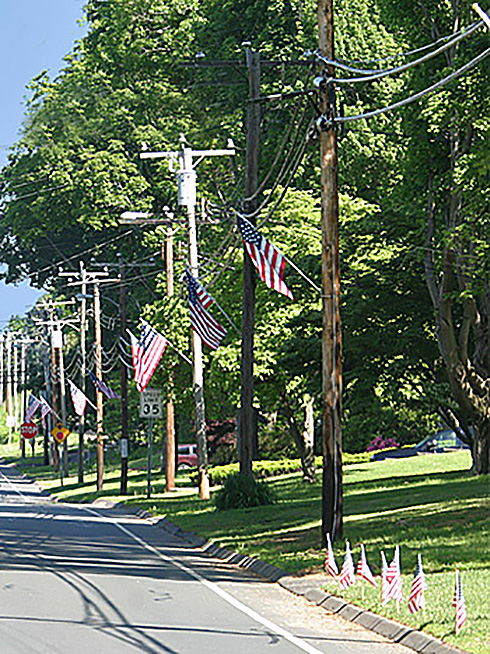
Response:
[139,388,163,419]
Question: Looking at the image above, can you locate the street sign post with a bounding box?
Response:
[140,388,163,498]
[20,422,38,440]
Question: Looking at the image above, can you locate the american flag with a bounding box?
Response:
[324,533,338,577]
[89,371,120,400]
[40,396,53,428]
[453,570,467,634]
[186,269,227,350]
[127,329,141,370]
[383,545,403,605]
[69,380,88,417]
[237,214,294,300]
[25,394,41,422]
[133,321,168,391]
[357,544,378,587]
[408,554,428,614]
[381,550,390,604]
[338,541,356,590]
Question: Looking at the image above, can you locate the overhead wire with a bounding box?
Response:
[329,46,490,125]
[317,20,483,79]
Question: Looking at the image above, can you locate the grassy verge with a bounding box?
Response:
[2,437,488,654]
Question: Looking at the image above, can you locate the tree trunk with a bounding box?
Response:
[473,423,490,475]
[283,393,318,483]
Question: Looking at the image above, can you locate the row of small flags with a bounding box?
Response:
[325,536,467,634]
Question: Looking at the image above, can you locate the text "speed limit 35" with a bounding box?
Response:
[139,388,163,419]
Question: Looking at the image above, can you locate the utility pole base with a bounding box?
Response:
[199,470,210,500]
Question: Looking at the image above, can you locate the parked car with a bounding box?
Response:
[177,444,198,469]
[371,429,470,461]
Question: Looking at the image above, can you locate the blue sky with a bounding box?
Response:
[0,0,86,329]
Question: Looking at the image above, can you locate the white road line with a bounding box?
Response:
[83,506,325,654]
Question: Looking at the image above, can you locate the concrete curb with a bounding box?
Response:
[128,509,469,654]
[4,463,468,654]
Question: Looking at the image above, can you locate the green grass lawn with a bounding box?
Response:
[2,438,489,654]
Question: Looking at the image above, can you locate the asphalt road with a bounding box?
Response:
[0,463,414,654]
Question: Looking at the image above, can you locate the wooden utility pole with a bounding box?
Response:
[119,258,130,495]
[20,340,26,458]
[57,327,69,476]
[165,227,176,492]
[318,0,343,542]
[0,335,4,407]
[6,333,12,449]
[239,47,261,475]
[94,282,104,491]
[78,262,87,483]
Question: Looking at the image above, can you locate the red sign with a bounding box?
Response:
[21,421,38,439]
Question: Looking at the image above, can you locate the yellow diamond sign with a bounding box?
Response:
[51,423,70,444]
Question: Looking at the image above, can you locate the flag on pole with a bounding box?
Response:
[384,545,403,605]
[127,329,141,370]
[185,268,227,350]
[25,394,42,422]
[133,321,167,391]
[69,380,88,417]
[357,544,378,587]
[237,214,294,300]
[324,533,338,577]
[40,396,53,428]
[89,371,120,400]
[381,550,390,605]
[338,541,356,590]
[453,570,467,634]
[408,554,428,614]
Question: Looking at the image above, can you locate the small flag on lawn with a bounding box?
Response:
[381,550,390,605]
[69,380,88,417]
[338,541,356,590]
[89,371,120,400]
[453,570,467,634]
[324,533,338,577]
[357,544,378,587]
[383,545,403,605]
[408,554,428,614]
[237,214,294,300]
[25,394,41,422]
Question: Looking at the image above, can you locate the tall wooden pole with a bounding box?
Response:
[20,341,26,458]
[6,333,12,449]
[239,47,261,475]
[165,227,176,492]
[94,282,104,491]
[78,262,87,483]
[119,259,130,495]
[318,0,343,542]
[58,329,69,476]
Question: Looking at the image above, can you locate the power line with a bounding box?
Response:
[320,21,483,84]
[322,46,490,126]
[318,20,483,76]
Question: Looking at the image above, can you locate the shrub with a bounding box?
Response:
[214,473,276,510]
[366,435,400,452]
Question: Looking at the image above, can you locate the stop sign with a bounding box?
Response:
[21,421,38,439]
